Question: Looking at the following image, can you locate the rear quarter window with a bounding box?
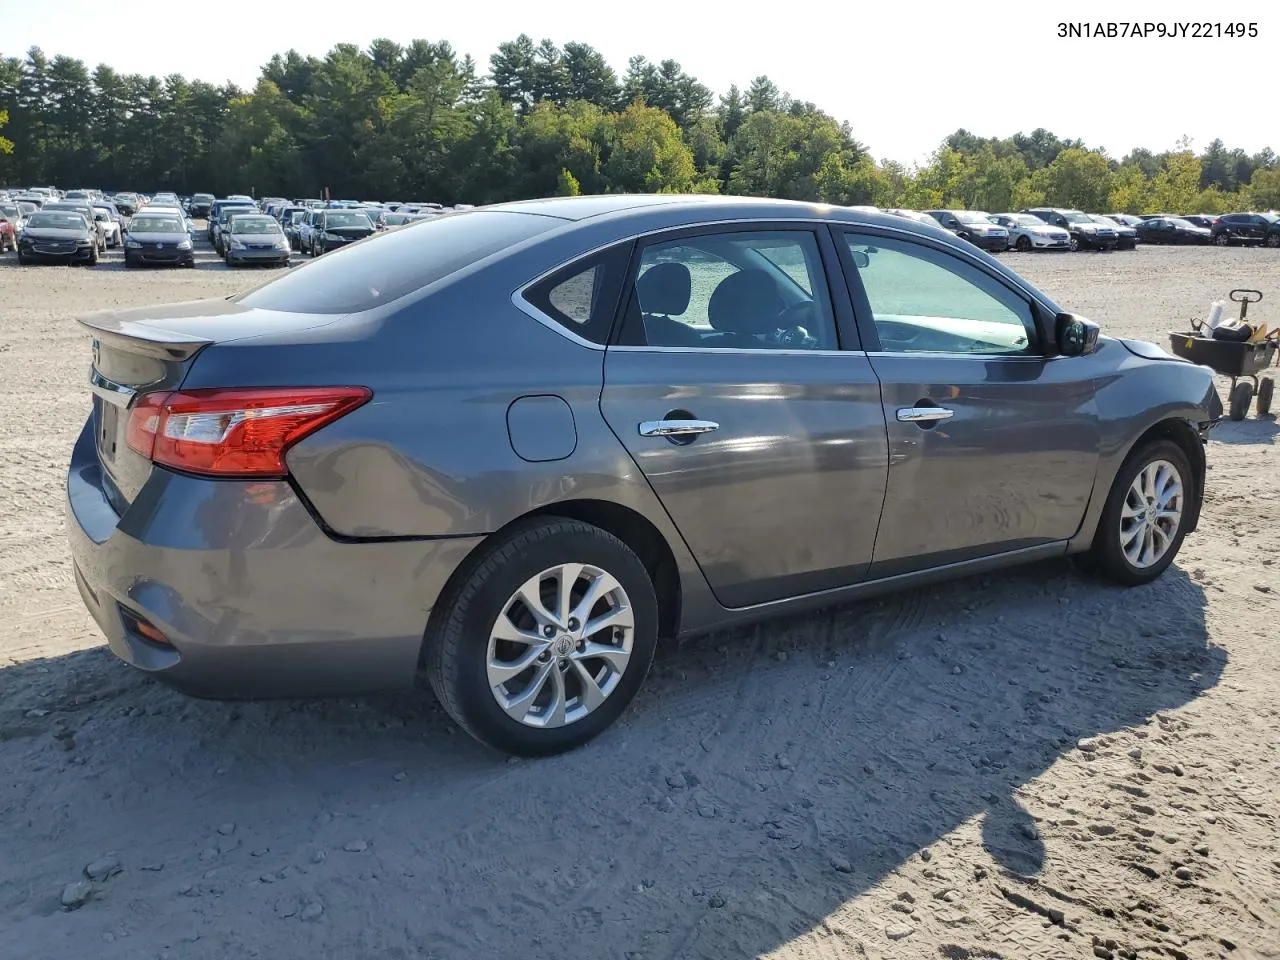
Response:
[235,211,555,315]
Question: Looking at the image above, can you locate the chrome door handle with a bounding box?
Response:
[896,406,955,423]
[638,419,720,438]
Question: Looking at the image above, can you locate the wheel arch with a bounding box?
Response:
[1070,414,1207,553]
[1131,418,1206,534]
[424,499,684,655]
[520,499,682,641]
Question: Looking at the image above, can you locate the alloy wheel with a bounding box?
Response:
[486,563,634,729]
[1119,459,1184,569]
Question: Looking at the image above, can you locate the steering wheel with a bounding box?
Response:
[773,301,820,348]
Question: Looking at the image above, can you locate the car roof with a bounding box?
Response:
[481,194,973,236]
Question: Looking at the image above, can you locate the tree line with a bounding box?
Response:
[1,38,1278,213]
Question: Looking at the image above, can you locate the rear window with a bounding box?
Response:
[235,211,555,315]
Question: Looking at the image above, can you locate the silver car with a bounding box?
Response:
[990,213,1072,252]
[222,213,292,267]
[67,196,1218,756]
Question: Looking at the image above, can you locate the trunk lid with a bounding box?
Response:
[77,298,339,512]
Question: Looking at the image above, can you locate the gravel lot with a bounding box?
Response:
[2,238,1279,960]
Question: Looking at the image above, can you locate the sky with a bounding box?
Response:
[1,0,1273,166]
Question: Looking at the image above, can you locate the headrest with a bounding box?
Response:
[708,270,784,334]
[636,262,691,316]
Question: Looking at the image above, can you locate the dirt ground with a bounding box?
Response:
[1,239,1279,960]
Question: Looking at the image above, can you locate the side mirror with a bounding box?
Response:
[1056,313,1100,357]
[850,250,870,268]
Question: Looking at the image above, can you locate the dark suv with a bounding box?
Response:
[1211,212,1280,248]
[188,193,215,218]
[1022,208,1118,251]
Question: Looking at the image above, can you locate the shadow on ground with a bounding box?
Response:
[0,560,1220,959]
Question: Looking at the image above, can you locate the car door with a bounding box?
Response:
[599,225,889,608]
[833,228,1101,578]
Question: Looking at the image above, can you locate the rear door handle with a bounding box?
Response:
[639,419,720,438]
[896,406,954,423]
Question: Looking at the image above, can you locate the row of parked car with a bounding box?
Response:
[871,206,1280,253]
[0,186,471,267]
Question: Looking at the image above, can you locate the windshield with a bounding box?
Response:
[325,212,373,229]
[29,212,87,230]
[288,211,307,223]
[0,204,18,218]
[131,216,184,232]
[1060,211,1093,224]
[232,217,281,235]
[1009,214,1044,226]
[1167,218,1196,228]
[193,194,214,202]
[955,211,993,224]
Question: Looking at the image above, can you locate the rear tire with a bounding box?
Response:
[1229,381,1254,421]
[1087,439,1195,587]
[1257,378,1274,417]
[423,518,659,757]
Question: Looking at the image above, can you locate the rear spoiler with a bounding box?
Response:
[75,310,213,362]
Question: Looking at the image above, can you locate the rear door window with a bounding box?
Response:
[236,211,556,315]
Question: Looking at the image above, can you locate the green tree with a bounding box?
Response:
[1036,148,1113,211]
[603,101,703,193]
[1149,151,1201,212]
[1249,167,1280,210]
[556,167,580,195]
[1108,165,1151,213]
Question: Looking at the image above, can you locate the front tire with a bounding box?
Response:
[1214,233,1231,247]
[1015,235,1032,252]
[423,518,659,757]
[1229,381,1254,421]
[1087,439,1195,586]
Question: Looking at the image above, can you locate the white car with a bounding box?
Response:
[990,213,1072,252]
[92,206,123,247]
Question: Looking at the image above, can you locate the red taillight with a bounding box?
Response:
[125,386,372,478]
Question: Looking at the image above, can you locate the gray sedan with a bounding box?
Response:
[223,214,292,267]
[68,196,1218,756]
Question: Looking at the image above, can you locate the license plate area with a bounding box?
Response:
[96,397,121,464]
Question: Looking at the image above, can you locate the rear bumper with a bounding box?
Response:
[65,417,481,699]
